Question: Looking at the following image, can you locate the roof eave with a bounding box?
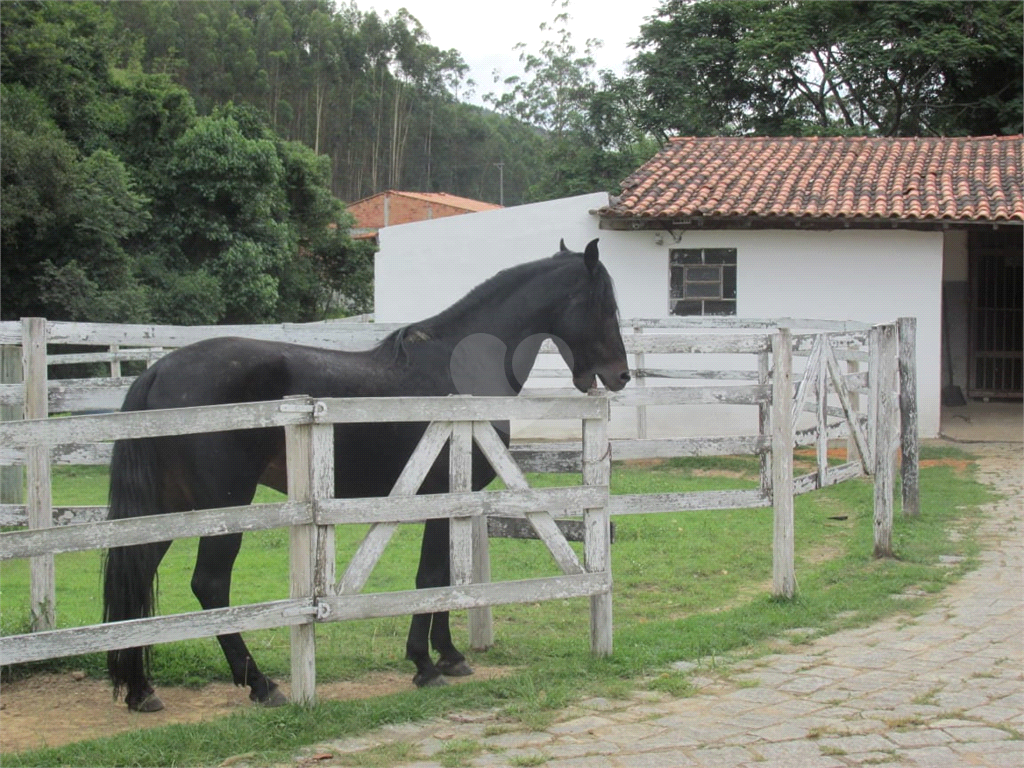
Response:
[596,214,1024,232]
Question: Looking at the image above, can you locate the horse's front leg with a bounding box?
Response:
[430,610,473,678]
[406,519,473,686]
[406,612,443,687]
[193,534,286,706]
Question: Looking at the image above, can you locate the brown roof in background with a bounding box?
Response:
[346,190,502,241]
[389,191,502,213]
[349,190,501,216]
[601,135,1023,225]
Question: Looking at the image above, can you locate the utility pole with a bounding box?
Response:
[493,162,505,206]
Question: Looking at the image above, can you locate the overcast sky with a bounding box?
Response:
[361,0,664,104]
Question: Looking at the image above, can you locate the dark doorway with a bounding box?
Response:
[968,228,1023,399]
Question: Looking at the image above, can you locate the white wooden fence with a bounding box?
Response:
[0,316,918,675]
[0,393,612,704]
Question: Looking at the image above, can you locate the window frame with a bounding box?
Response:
[668,247,737,317]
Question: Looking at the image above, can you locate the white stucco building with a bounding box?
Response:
[375,136,1023,441]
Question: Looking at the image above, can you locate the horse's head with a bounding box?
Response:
[550,239,631,393]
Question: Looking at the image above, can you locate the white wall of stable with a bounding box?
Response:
[376,193,942,439]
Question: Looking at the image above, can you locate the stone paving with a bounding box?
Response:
[288,443,1023,768]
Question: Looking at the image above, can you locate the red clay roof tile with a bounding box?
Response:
[601,136,1023,224]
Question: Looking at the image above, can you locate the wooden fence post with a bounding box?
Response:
[771,329,796,599]
[816,335,829,488]
[22,317,55,630]
[451,420,493,651]
[583,391,612,656]
[846,358,861,465]
[633,325,647,439]
[311,420,336,603]
[23,318,55,631]
[897,317,920,517]
[758,351,771,499]
[285,397,321,706]
[871,325,899,557]
[1,345,23,507]
[109,344,121,378]
[867,336,878,475]
[448,422,473,588]
[468,505,494,650]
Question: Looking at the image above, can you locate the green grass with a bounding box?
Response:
[0,445,994,766]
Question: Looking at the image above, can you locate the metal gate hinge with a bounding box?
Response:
[283,601,331,620]
[279,400,327,420]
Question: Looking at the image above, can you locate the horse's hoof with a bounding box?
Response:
[128,692,165,713]
[413,672,448,688]
[251,685,288,707]
[436,659,474,677]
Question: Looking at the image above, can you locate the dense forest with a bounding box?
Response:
[110,1,550,205]
[2,0,1020,325]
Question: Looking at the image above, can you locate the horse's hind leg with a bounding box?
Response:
[191,534,286,706]
[105,540,172,712]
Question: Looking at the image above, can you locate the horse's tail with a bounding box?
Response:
[102,369,165,697]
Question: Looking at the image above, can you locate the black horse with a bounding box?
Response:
[102,239,630,712]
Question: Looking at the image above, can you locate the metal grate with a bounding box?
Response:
[669,248,737,316]
[968,230,1023,399]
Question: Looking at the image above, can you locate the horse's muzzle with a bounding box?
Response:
[576,367,631,393]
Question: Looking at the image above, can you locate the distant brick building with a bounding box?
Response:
[348,190,501,242]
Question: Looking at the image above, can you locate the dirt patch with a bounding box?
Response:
[802,544,843,565]
[0,666,512,754]
[666,578,775,622]
[690,468,749,479]
[919,458,972,473]
[617,458,754,478]
[794,447,973,474]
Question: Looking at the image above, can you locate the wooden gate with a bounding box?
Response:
[0,394,612,706]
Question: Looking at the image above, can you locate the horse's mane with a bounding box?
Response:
[376,249,617,362]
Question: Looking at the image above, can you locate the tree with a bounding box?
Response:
[101,0,552,205]
[110,1,503,202]
[485,1,658,200]
[138,102,374,323]
[631,0,1024,138]
[485,0,600,137]
[2,4,173,322]
[1,82,151,321]
[1,2,372,324]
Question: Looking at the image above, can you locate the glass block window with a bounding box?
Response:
[669,248,737,316]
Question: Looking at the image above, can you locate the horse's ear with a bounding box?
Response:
[559,238,567,252]
[584,238,600,273]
